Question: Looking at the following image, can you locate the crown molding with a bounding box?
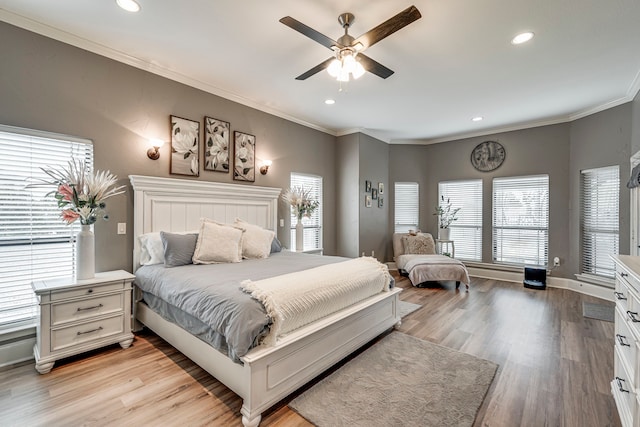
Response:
[0,10,337,138]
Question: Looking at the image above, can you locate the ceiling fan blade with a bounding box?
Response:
[357,54,394,79]
[280,16,342,50]
[295,57,335,80]
[353,5,422,51]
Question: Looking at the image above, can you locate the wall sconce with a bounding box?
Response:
[147,138,164,160]
[259,160,272,175]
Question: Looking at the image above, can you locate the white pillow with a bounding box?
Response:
[235,218,276,259]
[138,232,163,265]
[193,219,245,264]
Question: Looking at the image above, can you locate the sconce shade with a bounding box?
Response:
[260,160,272,175]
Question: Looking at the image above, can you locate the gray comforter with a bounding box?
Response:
[134,251,349,363]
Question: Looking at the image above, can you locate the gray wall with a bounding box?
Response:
[0,21,337,272]
[569,103,632,274]
[358,134,389,260]
[632,90,640,155]
[335,133,390,261]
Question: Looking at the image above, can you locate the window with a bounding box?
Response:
[394,182,419,233]
[290,173,322,251]
[438,180,482,261]
[493,175,549,266]
[581,166,619,278]
[0,125,93,329]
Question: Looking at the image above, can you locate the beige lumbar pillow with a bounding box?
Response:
[234,218,275,259]
[402,233,435,255]
[193,219,245,264]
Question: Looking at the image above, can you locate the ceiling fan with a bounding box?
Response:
[280,5,422,82]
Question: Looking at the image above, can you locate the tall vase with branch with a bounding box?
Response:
[434,196,460,241]
[282,186,319,251]
[28,160,125,279]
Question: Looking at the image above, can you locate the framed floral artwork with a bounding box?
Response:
[365,195,372,208]
[233,131,255,182]
[204,116,230,173]
[378,197,384,208]
[378,182,384,194]
[170,115,199,176]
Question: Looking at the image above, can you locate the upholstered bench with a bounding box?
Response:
[393,233,470,289]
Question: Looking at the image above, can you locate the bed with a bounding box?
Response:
[393,232,470,289]
[129,175,401,427]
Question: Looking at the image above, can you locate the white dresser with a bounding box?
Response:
[612,255,640,427]
[31,270,135,374]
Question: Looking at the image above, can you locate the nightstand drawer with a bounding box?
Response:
[614,346,638,427]
[618,264,640,296]
[51,315,124,352]
[50,281,125,301]
[51,293,123,326]
[616,278,632,314]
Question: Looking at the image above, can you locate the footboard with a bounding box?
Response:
[239,287,402,426]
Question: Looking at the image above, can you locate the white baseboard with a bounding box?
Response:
[0,336,35,368]
[467,266,614,302]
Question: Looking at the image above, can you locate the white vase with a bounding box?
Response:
[438,227,450,241]
[296,220,304,252]
[75,224,95,280]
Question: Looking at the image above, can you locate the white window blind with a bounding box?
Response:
[290,173,323,251]
[394,182,419,233]
[493,175,549,266]
[580,166,619,278]
[0,125,92,329]
[438,180,482,261]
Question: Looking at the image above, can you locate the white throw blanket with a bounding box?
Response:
[241,257,391,346]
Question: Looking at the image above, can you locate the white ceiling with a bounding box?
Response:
[1,0,640,144]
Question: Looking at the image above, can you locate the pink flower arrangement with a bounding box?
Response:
[29,160,125,225]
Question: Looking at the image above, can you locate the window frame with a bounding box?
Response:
[580,165,619,279]
[289,172,323,251]
[0,124,93,330]
[394,182,419,234]
[438,179,483,261]
[492,174,549,267]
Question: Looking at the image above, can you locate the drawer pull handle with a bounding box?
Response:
[617,334,631,347]
[621,272,629,278]
[616,377,630,393]
[76,326,103,336]
[76,303,103,312]
[628,311,640,322]
[87,289,93,294]
[614,292,627,301]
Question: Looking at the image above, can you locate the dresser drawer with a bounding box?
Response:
[51,293,123,326]
[613,346,638,427]
[616,278,632,314]
[626,289,640,338]
[616,306,638,386]
[50,281,125,301]
[51,315,124,352]
[618,264,640,295]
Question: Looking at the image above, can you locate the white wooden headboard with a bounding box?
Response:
[129,175,281,268]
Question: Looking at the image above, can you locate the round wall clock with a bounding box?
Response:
[470,141,505,172]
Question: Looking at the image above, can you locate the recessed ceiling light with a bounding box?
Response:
[116,0,141,12]
[325,99,335,105]
[511,32,534,45]
[472,116,483,122]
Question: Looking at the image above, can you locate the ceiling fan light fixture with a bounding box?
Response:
[327,59,342,78]
[352,62,365,79]
[116,0,141,12]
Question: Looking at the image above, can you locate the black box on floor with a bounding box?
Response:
[523,267,546,290]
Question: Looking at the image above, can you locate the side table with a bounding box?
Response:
[31,270,135,374]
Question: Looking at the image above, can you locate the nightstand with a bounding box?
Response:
[31,270,135,374]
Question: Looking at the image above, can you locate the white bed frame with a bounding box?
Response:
[129,175,401,427]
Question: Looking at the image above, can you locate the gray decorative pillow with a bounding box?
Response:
[270,236,283,254]
[402,234,435,255]
[160,231,198,267]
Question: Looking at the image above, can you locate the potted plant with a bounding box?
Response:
[282,186,319,251]
[433,196,460,240]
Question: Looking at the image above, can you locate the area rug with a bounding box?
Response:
[289,331,498,427]
[583,302,614,322]
[398,300,421,318]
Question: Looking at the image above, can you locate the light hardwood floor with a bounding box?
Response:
[0,273,620,426]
